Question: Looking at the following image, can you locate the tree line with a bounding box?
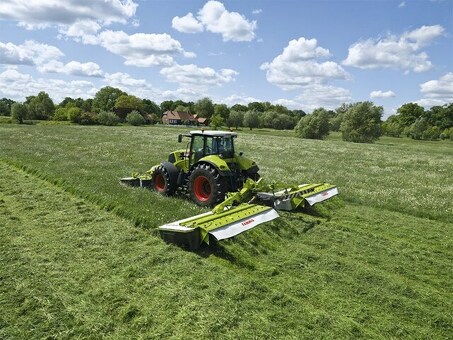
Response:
[295,101,453,143]
[1,86,304,130]
[1,86,452,143]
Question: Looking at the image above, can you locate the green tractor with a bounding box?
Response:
[149,130,260,207]
[122,130,339,249]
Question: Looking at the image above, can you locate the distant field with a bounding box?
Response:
[1,123,452,338]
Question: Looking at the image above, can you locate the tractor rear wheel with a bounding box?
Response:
[188,164,226,207]
[152,165,176,196]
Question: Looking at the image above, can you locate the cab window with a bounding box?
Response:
[191,135,205,162]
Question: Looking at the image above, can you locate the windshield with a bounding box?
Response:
[206,136,234,158]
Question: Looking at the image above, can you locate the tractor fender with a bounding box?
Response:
[189,160,230,177]
[160,161,179,186]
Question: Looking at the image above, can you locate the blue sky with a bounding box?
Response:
[0,0,452,118]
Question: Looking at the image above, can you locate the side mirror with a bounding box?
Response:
[178,134,182,143]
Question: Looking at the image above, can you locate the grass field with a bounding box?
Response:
[1,123,452,338]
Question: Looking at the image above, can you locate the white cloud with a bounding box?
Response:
[220,94,261,106]
[0,69,97,102]
[252,9,263,15]
[97,30,194,67]
[261,37,348,90]
[105,72,149,88]
[0,42,34,65]
[402,25,445,48]
[59,20,102,44]
[370,90,396,99]
[226,84,352,113]
[39,61,104,77]
[398,1,406,8]
[296,84,353,111]
[343,25,444,73]
[272,98,303,110]
[173,0,257,42]
[0,40,103,77]
[417,72,453,107]
[0,40,63,66]
[160,64,238,87]
[172,13,204,33]
[0,68,165,104]
[198,1,256,41]
[160,87,209,102]
[0,0,137,38]
[104,72,160,99]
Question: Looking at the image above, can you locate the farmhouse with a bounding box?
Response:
[162,111,196,125]
[162,111,209,126]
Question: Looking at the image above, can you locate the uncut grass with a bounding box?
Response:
[1,163,451,338]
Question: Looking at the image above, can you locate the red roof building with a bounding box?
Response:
[162,111,197,125]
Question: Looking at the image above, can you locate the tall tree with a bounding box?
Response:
[396,103,424,127]
[160,100,175,113]
[81,98,93,112]
[194,97,214,118]
[295,108,330,139]
[114,94,143,119]
[142,99,161,116]
[230,104,248,112]
[214,103,230,121]
[11,102,28,124]
[59,97,76,108]
[0,98,15,116]
[424,104,453,130]
[247,101,265,112]
[341,102,383,143]
[92,86,127,112]
[243,110,260,130]
[227,110,244,129]
[381,115,403,137]
[0,100,10,116]
[25,91,55,120]
[210,114,224,130]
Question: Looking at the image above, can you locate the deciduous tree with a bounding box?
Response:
[227,110,244,129]
[114,94,143,119]
[341,102,383,143]
[26,91,55,120]
[194,97,214,118]
[295,108,330,139]
[397,103,424,127]
[11,102,28,124]
[92,86,126,112]
[243,110,260,130]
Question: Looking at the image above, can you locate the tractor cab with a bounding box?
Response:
[179,130,237,165]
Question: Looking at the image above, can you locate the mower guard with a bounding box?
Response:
[159,204,279,248]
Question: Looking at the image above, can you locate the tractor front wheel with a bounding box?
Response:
[188,164,226,207]
[152,165,176,196]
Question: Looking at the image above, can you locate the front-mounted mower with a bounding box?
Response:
[121,130,338,249]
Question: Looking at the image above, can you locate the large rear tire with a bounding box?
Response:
[152,165,177,196]
[188,164,226,207]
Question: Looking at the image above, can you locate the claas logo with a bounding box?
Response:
[242,219,255,226]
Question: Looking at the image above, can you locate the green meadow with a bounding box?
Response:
[1,123,452,338]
